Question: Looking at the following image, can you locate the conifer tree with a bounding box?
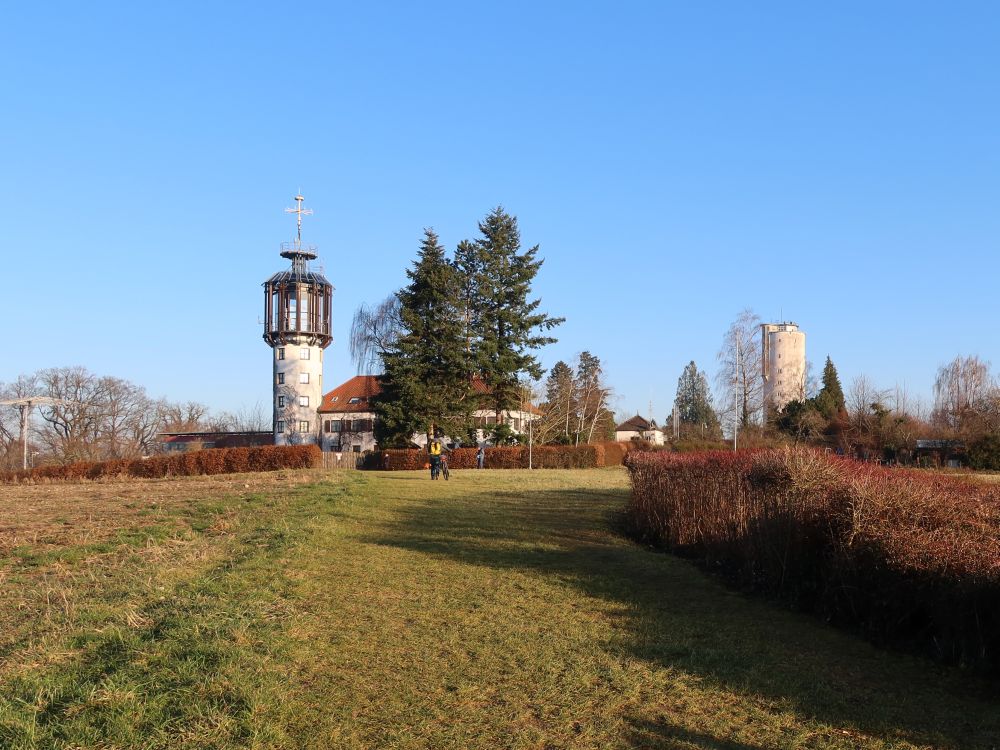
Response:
[674,361,721,436]
[374,229,470,446]
[466,207,563,421]
[814,356,846,419]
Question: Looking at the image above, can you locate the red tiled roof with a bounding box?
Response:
[318,375,381,413]
[318,374,542,415]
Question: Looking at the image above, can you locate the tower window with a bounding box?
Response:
[299,421,310,433]
[299,373,310,384]
[300,349,310,360]
[278,396,285,408]
[277,420,285,432]
[298,396,309,407]
[277,348,285,360]
[277,373,285,385]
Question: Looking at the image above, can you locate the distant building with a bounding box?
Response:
[157,431,274,453]
[615,415,665,445]
[761,322,806,412]
[317,375,541,451]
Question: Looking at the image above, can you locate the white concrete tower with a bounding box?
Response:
[761,322,806,412]
[262,195,333,445]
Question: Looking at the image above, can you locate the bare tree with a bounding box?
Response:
[349,294,402,374]
[932,355,996,434]
[160,401,211,432]
[570,353,614,444]
[0,374,40,468]
[25,367,165,462]
[716,309,764,429]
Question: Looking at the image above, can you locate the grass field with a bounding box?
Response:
[1,468,998,749]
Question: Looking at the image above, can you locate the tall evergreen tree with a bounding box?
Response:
[466,207,563,421]
[674,361,721,436]
[814,356,846,419]
[374,229,471,446]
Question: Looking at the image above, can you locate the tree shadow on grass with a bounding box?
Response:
[360,480,1000,749]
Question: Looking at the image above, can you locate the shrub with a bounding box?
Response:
[625,448,1000,674]
[0,445,321,484]
[371,444,609,471]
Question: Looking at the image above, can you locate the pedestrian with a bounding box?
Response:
[428,438,443,480]
[382,451,390,470]
[476,444,485,469]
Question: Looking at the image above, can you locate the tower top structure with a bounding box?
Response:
[280,193,318,264]
[263,193,333,349]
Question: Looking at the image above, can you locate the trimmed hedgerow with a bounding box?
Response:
[624,448,1000,674]
[0,445,321,484]
[371,444,614,471]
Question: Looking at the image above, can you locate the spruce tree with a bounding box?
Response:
[374,229,470,446]
[466,207,563,421]
[674,361,721,436]
[814,356,846,419]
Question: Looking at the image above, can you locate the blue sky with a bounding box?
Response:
[2,2,998,422]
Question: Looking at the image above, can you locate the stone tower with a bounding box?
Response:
[761,322,806,412]
[262,195,333,445]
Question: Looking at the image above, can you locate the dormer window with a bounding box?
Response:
[348,397,362,404]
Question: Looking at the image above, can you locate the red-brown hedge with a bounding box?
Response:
[624,448,1000,674]
[0,445,321,484]
[373,444,613,471]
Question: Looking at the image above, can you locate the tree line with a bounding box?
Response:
[663,307,1000,466]
[0,366,266,468]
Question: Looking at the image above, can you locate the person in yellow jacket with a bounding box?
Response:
[428,439,443,480]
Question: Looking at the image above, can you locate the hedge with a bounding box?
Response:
[624,447,1000,674]
[370,443,632,471]
[0,445,322,484]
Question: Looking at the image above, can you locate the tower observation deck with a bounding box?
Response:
[263,194,333,348]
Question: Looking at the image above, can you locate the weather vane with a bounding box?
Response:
[285,193,313,246]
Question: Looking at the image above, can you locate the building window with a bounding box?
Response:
[277,373,284,385]
[278,396,285,408]
[277,348,285,360]
[348,397,361,404]
[343,419,352,432]
[299,421,310,432]
[276,420,285,432]
[330,419,342,432]
[300,349,310,360]
[299,373,310,384]
[352,445,361,453]
[298,396,309,407]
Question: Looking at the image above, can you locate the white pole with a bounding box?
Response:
[20,403,29,470]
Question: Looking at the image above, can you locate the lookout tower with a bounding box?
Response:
[262,194,333,445]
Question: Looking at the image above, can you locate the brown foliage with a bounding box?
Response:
[0,445,321,483]
[625,448,1000,673]
[373,444,626,471]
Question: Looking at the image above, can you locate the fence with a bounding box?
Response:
[321,451,364,470]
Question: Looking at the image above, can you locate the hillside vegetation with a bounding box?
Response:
[1,468,998,748]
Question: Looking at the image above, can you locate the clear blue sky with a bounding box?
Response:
[3,2,998,422]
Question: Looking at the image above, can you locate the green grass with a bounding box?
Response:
[1,468,998,748]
